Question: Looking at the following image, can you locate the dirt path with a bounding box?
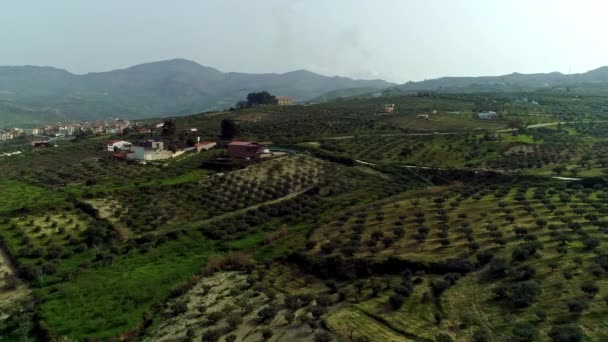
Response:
[0,247,30,314]
[157,187,313,236]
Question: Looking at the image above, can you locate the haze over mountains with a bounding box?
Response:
[3,58,608,127]
[0,59,392,127]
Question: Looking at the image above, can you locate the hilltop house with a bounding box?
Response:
[384,104,395,113]
[276,96,293,106]
[104,140,132,152]
[127,140,173,161]
[227,141,263,159]
[477,111,498,120]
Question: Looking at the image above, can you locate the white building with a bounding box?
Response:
[22,128,41,136]
[0,130,14,141]
[477,111,498,120]
[104,140,132,152]
[127,140,173,161]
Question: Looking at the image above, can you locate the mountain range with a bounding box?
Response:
[4,59,608,127]
[396,67,608,92]
[0,59,392,127]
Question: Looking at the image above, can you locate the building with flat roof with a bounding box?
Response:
[276,96,293,106]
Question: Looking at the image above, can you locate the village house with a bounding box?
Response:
[276,96,293,106]
[127,139,173,161]
[384,104,395,113]
[104,140,132,152]
[477,111,498,120]
[21,128,41,136]
[0,130,14,141]
[227,141,263,159]
[416,113,430,120]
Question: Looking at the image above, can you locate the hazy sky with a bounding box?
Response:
[2,0,608,83]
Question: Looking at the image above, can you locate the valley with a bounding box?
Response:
[1,90,607,341]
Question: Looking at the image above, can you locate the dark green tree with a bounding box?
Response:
[161,120,176,137]
[246,91,278,107]
[220,119,241,140]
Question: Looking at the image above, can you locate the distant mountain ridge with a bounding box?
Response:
[0,59,393,126]
[396,67,608,92]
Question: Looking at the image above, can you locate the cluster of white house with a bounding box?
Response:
[105,138,216,161]
[477,111,498,120]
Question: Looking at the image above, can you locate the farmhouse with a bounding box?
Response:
[384,104,395,113]
[104,140,132,152]
[127,139,173,161]
[276,96,293,106]
[417,114,429,119]
[227,141,263,159]
[477,111,498,120]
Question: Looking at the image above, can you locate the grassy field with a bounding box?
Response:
[39,232,218,339]
[0,180,66,216]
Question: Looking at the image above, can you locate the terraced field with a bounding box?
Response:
[306,181,608,340]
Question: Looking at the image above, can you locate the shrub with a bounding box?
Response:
[567,300,587,313]
[206,311,223,324]
[257,306,277,323]
[389,294,405,309]
[580,282,599,297]
[507,281,541,308]
[310,305,327,319]
[472,329,492,342]
[487,258,509,278]
[316,294,332,307]
[314,331,333,342]
[512,242,541,262]
[512,322,538,342]
[284,311,295,324]
[513,265,536,281]
[261,328,273,340]
[201,329,220,342]
[547,325,582,342]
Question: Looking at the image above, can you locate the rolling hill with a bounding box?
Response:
[397,66,608,92]
[0,59,393,126]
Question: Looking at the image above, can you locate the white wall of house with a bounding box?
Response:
[127,146,173,160]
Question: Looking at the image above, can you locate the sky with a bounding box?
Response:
[2,0,608,83]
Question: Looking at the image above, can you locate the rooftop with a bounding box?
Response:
[228,141,260,146]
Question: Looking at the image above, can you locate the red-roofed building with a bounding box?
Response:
[227,141,262,159]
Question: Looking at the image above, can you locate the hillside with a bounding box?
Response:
[0,59,393,126]
[1,91,608,341]
[397,67,608,92]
